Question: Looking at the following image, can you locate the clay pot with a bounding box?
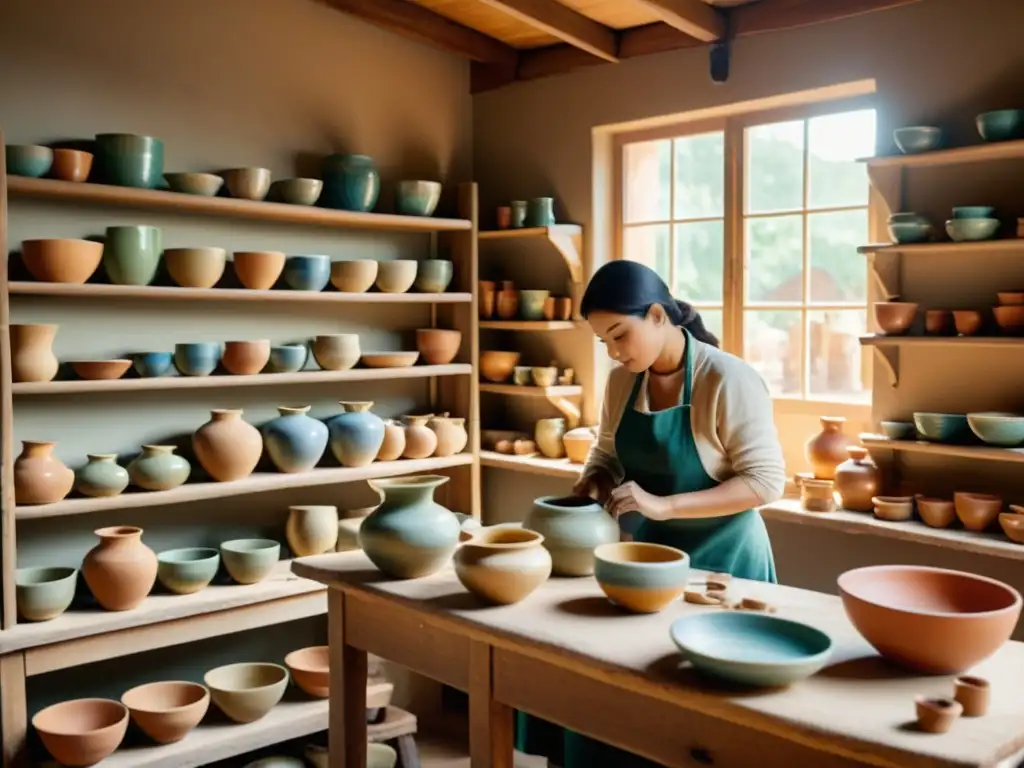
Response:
[543,296,556,321]
[563,427,595,464]
[833,447,880,513]
[220,167,272,201]
[480,350,520,383]
[496,207,512,229]
[915,697,962,734]
[82,526,158,611]
[915,496,956,528]
[221,339,271,375]
[50,149,93,183]
[377,420,407,461]
[800,479,836,513]
[535,418,567,459]
[953,310,983,336]
[375,260,418,293]
[805,416,850,480]
[121,681,210,744]
[70,359,132,380]
[312,333,360,371]
[454,527,552,605]
[164,247,227,289]
[262,406,329,473]
[221,539,280,584]
[872,495,913,522]
[128,445,191,491]
[286,506,339,556]
[327,402,386,467]
[14,440,74,505]
[954,492,1003,532]
[525,496,619,576]
[32,698,129,767]
[285,646,330,698]
[873,302,918,335]
[204,662,288,723]
[193,409,263,482]
[401,415,438,459]
[479,280,496,319]
[75,454,129,498]
[233,251,286,290]
[427,414,467,457]
[20,238,103,284]
[556,297,573,321]
[415,328,462,365]
[925,309,954,336]
[330,259,378,293]
[497,281,519,319]
[10,323,59,383]
[954,675,990,717]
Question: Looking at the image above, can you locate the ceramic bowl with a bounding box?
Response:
[913,412,970,443]
[887,220,933,244]
[997,291,1024,305]
[976,110,1024,142]
[879,420,915,440]
[925,309,953,335]
[272,178,323,206]
[21,238,104,284]
[174,342,222,377]
[954,492,1003,532]
[121,680,210,744]
[454,526,552,604]
[306,743,398,768]
[164,172,224,196]
[51,149,93,182]
[415,259,454,293]
[222,339,271,375]
[593,542,690,613]
[375,260,418,293]
[32,698,129,766]
[6,144,53,177]
[531,366,558,387]
[893,126,942,154]
[520,289,552,321]
[220,539,281,584]
[838,565,1021,674]
[330,259,378,293]
[946,218,1000,242]
[480,351,521,383]
[360,351,420,369]
[415,329,461,365]
[204,662,289,723]
[953,310,983,336]
[284,254,331,292]
[269,344,309,373]
[669,612,833,687]
[967,412,1024,446]
[952,206,995,219]
[15,566,77,622]
[133,351,174,378]
[165,247,227,289]
[220,167,272,200]
[915,496,956,529]
[512,365,532,386]
[157,547,221,595]
[993,305,1024,335]
[95,133,164,188]
[70,359,132,381]
[871,495,914,522]
[999,512,1024,543]
[395,180,442,216]
[285,645,330,698]
[233,250,286,290]
[873,302,917,335]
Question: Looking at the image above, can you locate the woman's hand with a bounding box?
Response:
[572,468,615,506]
[607,481,671,521]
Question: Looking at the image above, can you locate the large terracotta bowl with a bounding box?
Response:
[121,680,210,744]
[837,565,1021,674]
[480,351,521,383]
[33,698,129,766]
[233,250,286,290]
[285,645,330,698]
[204,662,288,723]
[21,238,103,284]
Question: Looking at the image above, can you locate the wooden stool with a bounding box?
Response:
[368,706,419,768]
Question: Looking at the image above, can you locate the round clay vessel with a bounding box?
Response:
[233,250,286,290]
[221,339,271,375]
[401,415,437,459]
[284,645,330,697]
[15,566,77,622]
[427,414,465,457]
[359,475,460,578]
[220,539,281,584]
[220,167,272,201]
[164,247,227,288]
[133,351,174,378]
[375,260,418,293]
[128,445,191,491]
[838,565,1022,674]
[193,409,263,482]
[454,527,552,605]
[14,440,74,505]
[10,323,59,383]
[21,238,103,284]
[915,696,962,734]
[164,171,223,196]
[954,675,990,717]
[873,301,918,335]
[82,526,158,611]
[284,254,331,291]
[312,333,360,371]
[805,416,850,480]
[156,547,221,594]
[32,698,129,767]
[594,542,690,613]
[50,148,93,183]
[954,492,1003,532]
[563,427,596,464]
[833,447,880,513]
[286,506,340,556]
[70,359,132,380]
[121,680,210,744]
[263,405,329,473]
[497,281,519,319]
[75,453,129,498]
[480,350,520,383]
[414,259,454,293]
[174,341,221,376]
[328,401,386,467]
[872,495,914,522]
[915,496,956,529]
[377,419,407,461]
[415,328,461,365]
[204,662,288,723]
[330,259,378,293]
[272,177,323,205]
[535,418,567,459]
[524,495,619,576]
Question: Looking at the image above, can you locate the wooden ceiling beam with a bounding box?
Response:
[630,0,725,42]
[475,0,619,62]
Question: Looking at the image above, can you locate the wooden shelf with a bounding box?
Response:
[858,239,1024,255]
[15,454,474,520]
[478,224,583,283]
[8,281,472,304]
[479,384,582,398]
[13,364,472,396]
[860,435,1024,464]
[859,139,1024,169]
[480,450,581,479]
[6,176,471,232]
[860,335,1024,348]
[479,320,579,331]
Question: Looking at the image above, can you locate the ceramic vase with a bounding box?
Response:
[454,527,552,605]
[312,334,360,371]
[834,447,881,513]
[263,406,329,473]
[524,495,619,576]
[359,475,460,578]
[103,225,162,286]
[193,409,263,482]
[328,402,386,467]
[10,323,59,383]
[128,445,191,490]
[82,526,157,610]
[321,154,380,212]
[535,418,567,459]
[479,281,496,319]
[805,416,850,480]
[527,197,555,227]
[75,454,130,498]
[286,506,340,556]
[401,415,437,459]
[377,420,407,462]
[497,281,519,320]
[510,200,528,228]
[427,414,467,457]
[14,441,74,505]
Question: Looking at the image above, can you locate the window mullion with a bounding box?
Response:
[723,118,744,355]
[801,119,811,400]
[668,139,677,291]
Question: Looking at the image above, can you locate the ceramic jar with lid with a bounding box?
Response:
[834,447,881,512]
[805,416,849,480]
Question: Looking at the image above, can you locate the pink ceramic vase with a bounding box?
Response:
[192,409,263,482]
[82,526,158,611]
[14,440,74,504]
[10,323,59,383]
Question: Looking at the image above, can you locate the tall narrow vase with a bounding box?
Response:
[10,323,59,383]
[192,409,263,482]
[82,526,158,611]
[14,440,74,505]
[327,402,386,467]
[263,406,329,473]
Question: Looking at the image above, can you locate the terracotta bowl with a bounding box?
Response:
[375,260,418,293]
[232,250,286,290]
[204,662,288,723]
[415,329,462,365]
[915,496,956,529]
[953,310,983,336]
[32,698,129,766]
[164,172,224,196]
[51,149,93,183]
[330,259,378,293]
[480,351,521,383]
[593,542,690,614]
[21,238,103,284]
[360,351,420,368]
[871,495,913,522]
[220,167,272,201]
[998,512,1024,544]
[285,645,330,698]
[997,291,1024,305]
[873,301,918,335]
[70,359,132,380]
[954,492,1003,532]
[838,565,1022,674]
[993,305,1024,335]
[924,309,953,336]
[120,680,210,744]
[164,247,227,289]
[221,339,271,375]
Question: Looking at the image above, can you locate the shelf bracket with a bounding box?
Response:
[547,227,584,284]
[872,346,899,388]
[547,395,582,428]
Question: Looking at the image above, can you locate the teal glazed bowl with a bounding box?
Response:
[174,342,222,377]
[519,289,551,321]
[396,181,442,217]
[94,133,165,188]
[887,214,933,244]
[414,259,454,293]
[967,412,1024,447]
[157,547,220,595]
[893,126,942,154]
[593,543,690,614]
[220,539,280,585]
[133,352,174,378]
[976,110,1024,142]
[6,144,53,177]
[952,206,995,220]
[269,344,309,373]
[15,566,78,622]
[946,218,1000,242]
[669,612,833,687]
[913,412,970,443]
[879,420,916,440]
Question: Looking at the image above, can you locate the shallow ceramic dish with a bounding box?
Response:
[164,172,223,196]
[593,542,690,613]
[967,412,1024,446]
[946,218,1000,242]
[873,301,917,335]
[120,680,210,744]
[893,126,942,154]
[977,110,1024,142]
[879,420,916,440]
[669,612,833,687]
[993,305,1024,335]
[913,412,970,443]
[915,496,956,529]
[70,359,132,381]
[32,698,129,766]
[999,512,1024,544]
[204,662,289,723]
[952,206,995,219]
[21,238,103,284]
[954,492,1003,532]
[285,645,330,698]
[360,351,420,368]
[871,495,913,522]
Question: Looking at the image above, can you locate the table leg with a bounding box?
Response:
[469,640,514,768]
[328,590,367,768]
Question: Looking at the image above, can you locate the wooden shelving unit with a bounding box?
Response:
[859,139,1024,169]
[859,436,1024,464]
[479,320,578,331]
[478,225,583,283]
[479,450,581,479]
[479,383,582,398]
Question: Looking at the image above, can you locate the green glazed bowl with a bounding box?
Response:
[945,218,1000,242]
[164,172,224,196]
[966,412,1024,447]
[16,566,77,621]
[879,421,916,440]
[396,180,442,217]
[157,547,221,595]
[976,110,1024,142]
[220,539,280,585]
[952,206,995,220]
[913,412,970,443]
[414,259,453,293]
[6,144,53,178]
[893,126,942,154]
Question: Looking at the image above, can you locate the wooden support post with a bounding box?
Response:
[469,640,514,768]
[0,653,28,768]
[328,590,367,768]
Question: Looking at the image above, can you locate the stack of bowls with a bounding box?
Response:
[993,290,1024,335]
[946,206,999,242]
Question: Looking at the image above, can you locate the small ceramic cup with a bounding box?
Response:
[510,200,528,228]
[512,366,533,386]
[953,676,990,717]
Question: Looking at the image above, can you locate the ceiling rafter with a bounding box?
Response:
[475,0,620,62]
[630,0,725,42]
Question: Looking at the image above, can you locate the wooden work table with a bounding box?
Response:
[292,552,1024,768]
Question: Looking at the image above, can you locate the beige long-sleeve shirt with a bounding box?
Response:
[583,337,786,505]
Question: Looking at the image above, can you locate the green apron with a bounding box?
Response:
[515,329,777,767]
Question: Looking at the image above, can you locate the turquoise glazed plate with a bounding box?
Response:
[669,612,833,687]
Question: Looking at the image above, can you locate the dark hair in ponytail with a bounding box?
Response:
[580,260,720,348]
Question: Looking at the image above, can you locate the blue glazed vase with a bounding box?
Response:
[263,406,329,473]
[321,154,380,212]
[174,342,221,377]
[327,401,385,468]
[133,351,174,378]
[103,226,162,286]
[283,255,331,292]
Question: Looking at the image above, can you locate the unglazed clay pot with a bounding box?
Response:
[360,474,460,578]
[32,698,129,767]
[524,495,619,576]
[915,496,956,529]
[327,402,386,467]
[193,409,263,482]
[415,328,462,365]
[14,441,74,505]
[401,415,437,459]
[497,281,518,319]
[535,417,567,459]
[233,250,286,290]
[833,447,880,513]
[164,247,227,289]
[454,527,552,605]
[221,339,271,375]
[954,492,1003,532]
[82,526,158,611]
[479,280,496,319]
[805,416,850,480]
[262,406,329,473]
[563,427,596,464]
[10,323,59,383]
[75,454,130,498]
[128,445,191,490]
[21,238,103,283]
[427,414,467,457]
[377,420,406,461]
[120,681,210,745]
[286,505,339,556]
[312,333,360,371]
[284,646,330,698]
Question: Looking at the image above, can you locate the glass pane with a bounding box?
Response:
[623,139,671,224]
[693,309,723,345]
[674,132,724,219]
[809,209,868,303]
[673,221,723,303]
[808,109,876,209]
[808,309,869,403]
[746,120,804,214]
[623,224,670,282]
[744,310,802,398]
[745,215,803,303]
